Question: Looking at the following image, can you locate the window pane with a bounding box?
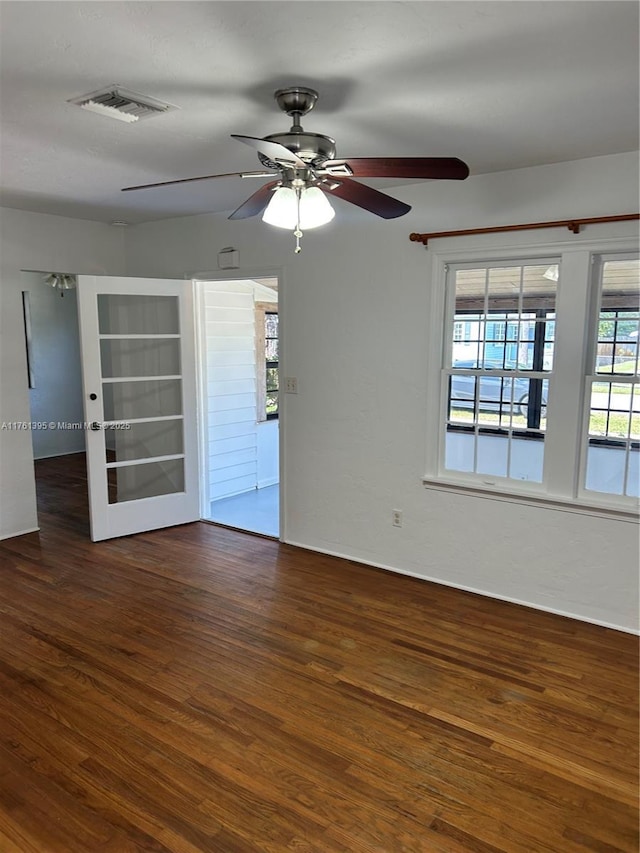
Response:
[582,258,639,501]
[444,429,544,483]
[510,436,545,483]
[596,260,640,375]
[266,392,278,416]
[588,381,636,440]
[100,338,181,378]
[585,445,628,497]
[102,379,182,421]
[517,378,549,430]
[265,313,279,337]
[585,379,639,497]
[452,264,557,371]
[263,309,279,419]
[266,338,279,361]
[266,367,279,392]
[98,294,179,335]
[476,433,509,478]
[108,458,184,504]
[105,418,183,463]
[448,374,548,432]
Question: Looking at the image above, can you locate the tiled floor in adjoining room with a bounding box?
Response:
[207,484,279,537]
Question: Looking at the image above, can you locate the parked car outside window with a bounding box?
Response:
[450,360,547,418]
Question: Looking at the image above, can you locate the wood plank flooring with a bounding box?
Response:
[0,453,637,852]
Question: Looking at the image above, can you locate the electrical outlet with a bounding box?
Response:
[392,509,403,527]
[284,377,298,394]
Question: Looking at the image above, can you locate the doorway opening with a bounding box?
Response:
[21,270,90,534]
[197,276,280,538]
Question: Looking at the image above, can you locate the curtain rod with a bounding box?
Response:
[409,213,639,247]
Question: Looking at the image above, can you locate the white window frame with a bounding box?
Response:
[577,251,640,506]
[423,236,639,522]
[255,302,279,423]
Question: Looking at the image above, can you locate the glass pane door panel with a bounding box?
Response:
[103,379,183,421]
[98,294,179,335]
[107,458,185,504]
[104,419,184,463]
[100,338,181,378]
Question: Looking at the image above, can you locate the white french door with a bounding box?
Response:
[77,276,199,541]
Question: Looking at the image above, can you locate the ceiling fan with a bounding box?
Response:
[123,86,470,252]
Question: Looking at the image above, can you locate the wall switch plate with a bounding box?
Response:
[392,509,402,527]
[284,377,298,394]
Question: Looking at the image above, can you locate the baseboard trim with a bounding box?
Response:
[0,526,40,541]
[283,538,639,636]
[34,449,85,460]
[257,477,279,490]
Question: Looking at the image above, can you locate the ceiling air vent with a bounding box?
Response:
[68,85,178,123]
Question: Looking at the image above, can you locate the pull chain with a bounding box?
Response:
[294,187,303,254]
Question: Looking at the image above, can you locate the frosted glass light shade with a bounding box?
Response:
[262,186,335,230]
[262,187,298,229]
[298,187,335,229]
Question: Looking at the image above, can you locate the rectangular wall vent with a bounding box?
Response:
[68,85,178,123]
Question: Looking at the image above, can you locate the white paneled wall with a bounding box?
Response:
[203,283,258,500]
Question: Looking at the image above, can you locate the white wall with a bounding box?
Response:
[125,151,640,632]
[257,420,279,489]
[0,208,125,538]
[22,272,85,459]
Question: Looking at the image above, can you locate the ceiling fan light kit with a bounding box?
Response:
[122,86,470,253]
[44,272,77,296]
[262,185,335,251]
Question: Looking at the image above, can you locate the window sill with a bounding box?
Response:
[422,476,639,523]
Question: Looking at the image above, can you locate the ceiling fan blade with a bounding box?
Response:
[322,157,470,181]
[122,170,275,192]
[231,134,306,169]
[320,178,410,219]
[228,181,280,220]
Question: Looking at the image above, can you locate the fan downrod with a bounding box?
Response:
[260,87,335,168]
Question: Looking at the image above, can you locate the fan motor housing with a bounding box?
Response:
[260,132,336,168]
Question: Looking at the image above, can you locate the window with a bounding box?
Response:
[583,257,639,499]
[428,247,639,515]
[265,311,279,419]
[445,261,556,485]
[256,303,279,422]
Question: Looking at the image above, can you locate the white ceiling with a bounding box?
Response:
[0,1,637,225]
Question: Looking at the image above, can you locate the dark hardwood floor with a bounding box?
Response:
[0,453,638,852]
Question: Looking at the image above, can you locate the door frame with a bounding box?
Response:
[192,267,285,541]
